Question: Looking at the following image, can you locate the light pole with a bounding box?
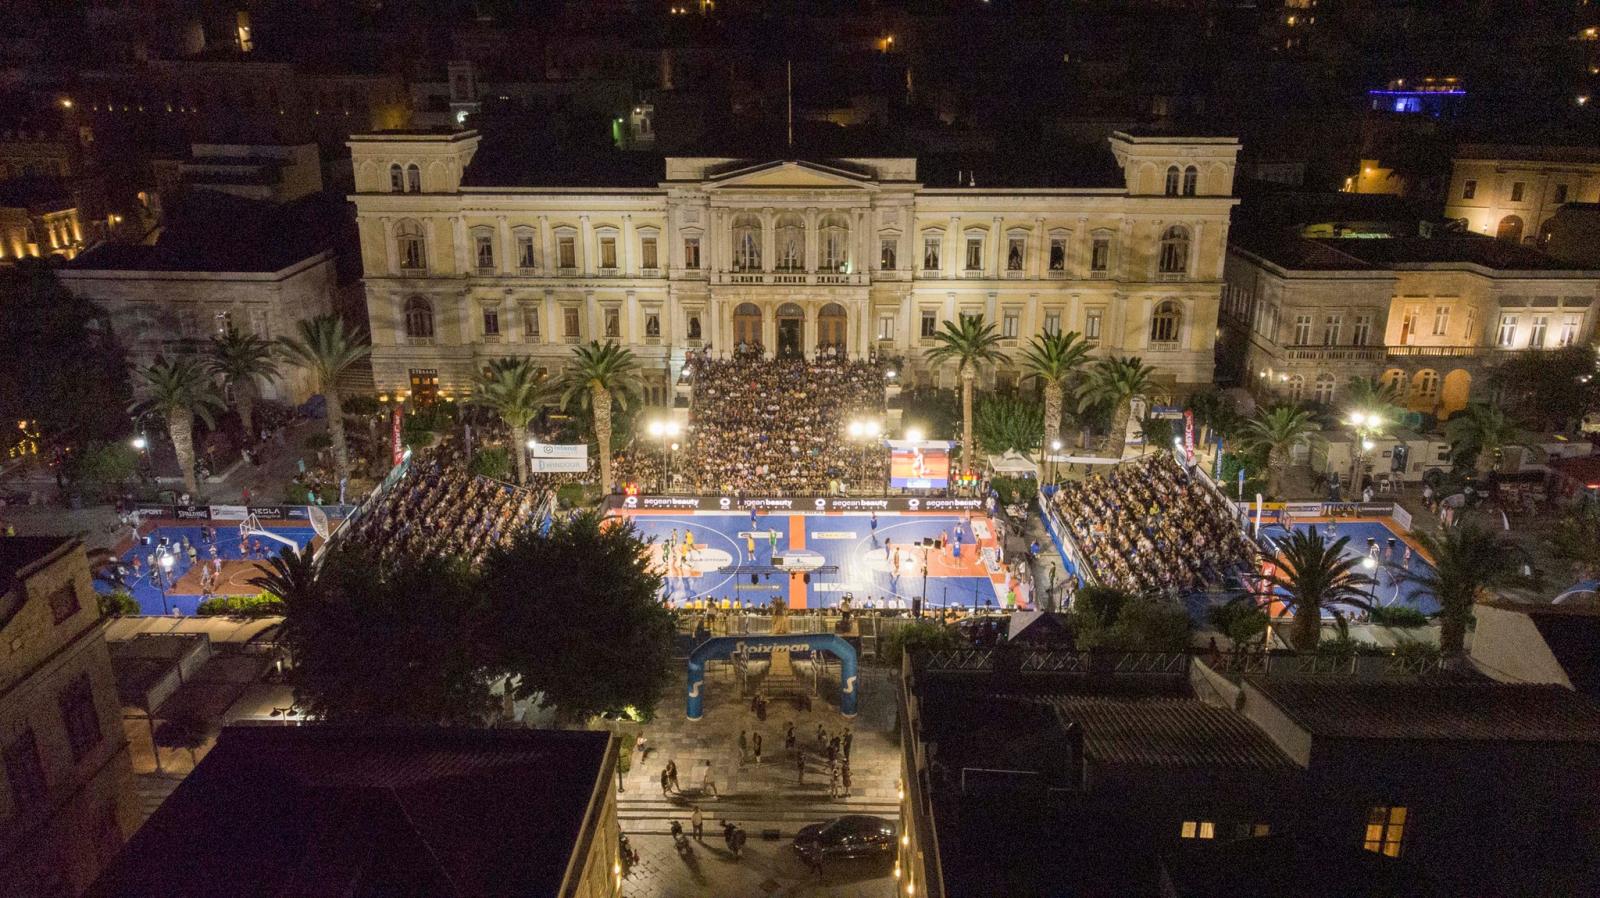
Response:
[848,419,882,494]
[1347,411,1380,498]
[647,420,681,493]
[158,550,174,616]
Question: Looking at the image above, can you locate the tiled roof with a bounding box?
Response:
[1526,607,1600,701]
[88,726,612,898]
[0,536,71,591]
[1322,236,1584,271]
[1230,228,1374,271]
[66,191,343,273]
[1247,677,1600,742]
[1043,695,1297,770]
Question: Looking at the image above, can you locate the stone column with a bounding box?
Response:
[622,214,634,276]
[579,215,592,275]
[585,290,599,340]
[805,207,819,272]
[543,289,556,345]
[854,208,868,274]
[1033,216,1046,278]
[496,216,512,274]
[947,216,960,277]
[805,303,819,355]
[991,216,1004,278]
[381,217,397,275]
[985,291,998,328]
[761,207,775,273]
[539,215,552,273]
[626,290,640,343]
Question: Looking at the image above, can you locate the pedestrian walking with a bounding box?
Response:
[691,806,704,840]
[737,730,748,762]
[667,759,680,792]
[828,765,841,798]
[784,722,795,752]
[722,821,735,852]
[842,728,853,761]
[841,761,852,794]
[752,732,763,765]
[796,752,806,784]
[814,724,825,750]
[701,760,718,797]
[660,768,671,796]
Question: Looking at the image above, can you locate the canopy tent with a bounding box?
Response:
[987,449,1039,476]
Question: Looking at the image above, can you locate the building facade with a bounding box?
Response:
[1222,233,1600,418]
[1445,144,1600,244]
[0,537,138,898]
[346,130,1239,401]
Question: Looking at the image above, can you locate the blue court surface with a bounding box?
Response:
[1259,520,1439,617]
[94,524,318,616]
[620,512,1007,609]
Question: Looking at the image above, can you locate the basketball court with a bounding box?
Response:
[1258,517,1440,617]
[97,519,324,616]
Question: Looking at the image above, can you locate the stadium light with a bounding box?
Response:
[906,427,924,443]
[866,421,882,437]
[648,421,664,437]
[1362,556,1377,570]
[848,421,864,437]
[526,438,538,450]
[131,436,147,450]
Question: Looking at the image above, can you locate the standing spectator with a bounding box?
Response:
[737,729,748,763]
[691,806,704,840]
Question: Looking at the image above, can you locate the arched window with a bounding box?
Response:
[1165,165,1181,196]
[396,219,426,272]
[775,214,804,271]
[1313,373,1336,404]
[403,296,434,339]
[821,214,851,271]
[1182,165,1198,196]
[406,163,421,193]
[1150,299,1182,343]
[1415,369,1440,399]
[1380,368,1406,392]
[732,214,761,271]
[1495,214,1523,244]
[389,163,403,192]
[1158,225,1190,274]
[1287,374,1305,401]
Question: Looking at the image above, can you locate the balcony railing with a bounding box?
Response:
[712,270,868,286]
[1283,345,1388,362]
[1385,344,1488,359]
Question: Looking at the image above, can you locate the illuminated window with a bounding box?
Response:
[1293,314,1313,346]
[1044,311,1062,336]
[599,235,618,269]
[1002,309,1019,339]
[1007,236,1025,271]
[923,234,942,271]
[1497,314,1518,347]
[1529,315,1549,347]
[1462,179,1476,200]
[396,220,426,272]
[1323,314,1342,346]
[516,231,536,269]
[683,236,700,268]
[1364,806,1407,857]
[920,310,938,339]
[1165,165,1181,196]
[1287,374,1305,401]
[1415,369,1439,398]
[1180,820,1215,840]
[473,229,495,271]
[645,313,660,338]
[732,214,762,271]
[965,236,984,271]
[1559,314,1580,347]
[1314,373,1335,404]
[1084,309,1101,341]
[1353,314,1372,345]
[821,214,850,271]
[1432,305,1450,336]
[1150,300,1181,343]
[877,314,895,341]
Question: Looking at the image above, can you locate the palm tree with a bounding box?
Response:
[558,341,642,492]
[1242,406,1318,497]
[1263,526,1374,652]
[472,358,547,485]
[1405,523,1528,655]
[276,315,371,482]
[1076,356,1165,458]
[208,326,280,437]
[130,357,226,497]
[247,544,322,603]
[924,314,1005,475]
[1019,330,1090,460]
[1445,402,1523,477]
[1344,376,1404,422]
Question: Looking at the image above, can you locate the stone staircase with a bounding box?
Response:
[617,791,899,835]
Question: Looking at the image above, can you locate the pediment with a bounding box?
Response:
[706,160,875,190]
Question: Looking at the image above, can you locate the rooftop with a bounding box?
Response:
[88,725,613,898]
[0,535,73,594]
[1231,227,1591,274]
[1245,677,1600,743]
[65,191,345,273]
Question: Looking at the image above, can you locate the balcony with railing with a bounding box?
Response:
[1283,344,1388,362]
[1385,344,1489,359]
[712,270,868,286]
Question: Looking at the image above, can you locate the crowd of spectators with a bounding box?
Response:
[342,455,546,565]
[686,356,888,495]
[1050,453,1256,597]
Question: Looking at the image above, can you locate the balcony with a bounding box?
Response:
[1283,345,1388,362]
[1385,345,1487,359]
[712,270,868,286]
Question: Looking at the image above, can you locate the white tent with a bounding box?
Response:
[987,449,1039,476]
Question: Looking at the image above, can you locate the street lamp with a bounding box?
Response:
[158,551,174,616]
[131,436,147,451]
[648,420,680,492]
[905,427,924,443]
[848,419,882,493]
[1346,410,1381,498]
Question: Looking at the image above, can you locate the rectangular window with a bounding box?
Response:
[474,234,494,271]
[877,314,895,341]
[599,236,617,269]
[1432,305,1450,336]
[1293,314,1312,346]
[563,307,580,338]
[1462,179,1477,200]
[683,236,700,268]
[557,235,576,269]
[1049,238,1067,271]
[523,306,540,338]
[1002,309,1019,339]
[923,236,941,271]
[1044,311,1062,336]
[1559,314,1580,347]
[517,234,536,269]
[965,237,983,271]
[1530,314,1549,347]
[641,236,658,270]
[920,310,938,339]
[1555,184,1569,204]
[1352,314,1372,345]
[1006,236,1025,271]
[1084,309,1102,341]
[1180,820,1215,840]
[58,673,101,762]
[1511,181,1525,202]
[1364,806,1407,858]
[1400,308,1418,344]
[645,313,660,338]
[1465,307,1478,341]
[605,308,621,338]
[1497,314,1518,347]
[48,584,79,625]
[1090,237,1110,273]
[482,307,499,337]
[3,729,47,812]
[880,238,897,270]
[1323,314,1342,346]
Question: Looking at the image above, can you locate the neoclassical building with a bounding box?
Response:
[346,129,1239,401]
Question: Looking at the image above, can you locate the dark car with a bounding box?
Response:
[793,815,897,862]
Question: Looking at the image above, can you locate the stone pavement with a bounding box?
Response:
[621,832,894,898]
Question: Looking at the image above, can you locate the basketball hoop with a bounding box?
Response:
[308,506,330,541]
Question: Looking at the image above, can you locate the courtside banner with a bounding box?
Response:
[135,503,174,518]
[209,504,249,520]
[530,443,588,459]
[247,505,288,519]
[174,505,211,520]
[610,495,985,512]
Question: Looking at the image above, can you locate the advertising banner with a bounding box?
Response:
[247,505,288,520]
[209,504,249,521]
[529,443,589,459]
[174,505,211,521]
[391,406,404,466]
[531,457,588,473]
[1183,410,1195,465]
[134,502,174,518]
[610,495,985,513]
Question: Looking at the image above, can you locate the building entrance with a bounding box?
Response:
[777,303,804,357]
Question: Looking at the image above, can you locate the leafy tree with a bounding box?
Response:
[1071,588,1191,651]
[1207,598,1268,647]
[0,260,131,447]
[98,590,140,617]
[1445,402,1524,477]
[1137,412,1175,456]
[208,326,279,437]
[973,395,1043,457]
[468,446,511,480]
[1077,356,1165,458]
[1263,526,1373,652]
[880,619,963,666]
[1486,346,1599,431]
[277,315,371,482]
[471,357,547,484]
[1551,500,1600,580]
[1073,585,1131,628]
[1186,389,1244,446]
[924,313,1005,474]
[253,545,498,725]
[480,511,673,722]
[1404,523,1529,656]
[67,441,138,495]
[558,341,642,492]
[1242,405,1317,498]
[130,357,226,497]
[1019,330,1090,454]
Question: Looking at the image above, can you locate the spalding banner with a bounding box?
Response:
[610,495,982,513]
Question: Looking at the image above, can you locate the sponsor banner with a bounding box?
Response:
[1322,502,1397,518]
[529,442,588,459]
[821,498,890,512]
[1284,502,1326,517]
[209,504,249,521]
[1392,504,1413,532]
[611,495,987,513]
[134,502,174,518]
[531,457,588,473]
[916,497,984,512]
[174,505,211,521]
[247,505,288,520]
[391,407,404,467]
[812,532,857,540]
[283,506,312,520]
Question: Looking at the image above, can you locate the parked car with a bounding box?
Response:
[793,815,897,862]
